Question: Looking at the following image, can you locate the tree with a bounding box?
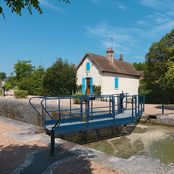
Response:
[14,60,33,81]
[42,58,76,96]
[0,0,70,17]
[132,62,146,71]
[18,66,45,95]
[144,29,174,103]
[0,72,6,80]
[161,62,174,90]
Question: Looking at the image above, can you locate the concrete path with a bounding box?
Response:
[1,116,174,174]
[0,116,124,174]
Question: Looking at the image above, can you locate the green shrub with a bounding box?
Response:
[93,85,101,95]
[73,92,85,104]
[4,81,12,91]
[14,90,28,98]
[76,85,82,92]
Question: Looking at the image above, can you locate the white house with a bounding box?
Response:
[76,48,140,95]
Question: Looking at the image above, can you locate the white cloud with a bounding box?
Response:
[114,2,127,11]
[40,0,64,13]
[85,22,139,56]
[139,0,174,11]
[85,1,174,61]
[90,0,100,5]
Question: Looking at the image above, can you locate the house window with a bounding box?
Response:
[86,62,90,72]
[115,77,118,89]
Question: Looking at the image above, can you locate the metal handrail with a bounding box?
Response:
[29,96,46,120]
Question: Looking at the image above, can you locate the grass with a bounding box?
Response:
[86,140,114,155]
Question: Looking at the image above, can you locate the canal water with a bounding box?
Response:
[85,124,174,165]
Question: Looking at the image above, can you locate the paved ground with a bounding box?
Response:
[144,104,174,115]
[0,116,125,174]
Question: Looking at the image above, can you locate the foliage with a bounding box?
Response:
[132,62,146,71]
[14,90,28,98]
[144,29,174,103]
[5,76,17,90]
[14,60,33,81]
[73,92,85,104]
[42,58,76,96]
[0,0,70,17]
[76,85,82,92]
[160,62,174,90]
[0,72,6,80]
[4,81,12,91]
[93,85,101,95]
[18,66,45,95]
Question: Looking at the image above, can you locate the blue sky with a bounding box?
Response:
[1,0,174,75]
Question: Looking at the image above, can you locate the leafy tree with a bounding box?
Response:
[144,29,174,103]
[42,58,76,96]
[132,62,146,71]
[161,62,174,90]
[18,66,45,95]
[0,72,6,80]
[14,60,33,81]
[0,0,70,17]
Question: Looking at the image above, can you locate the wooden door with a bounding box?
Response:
[86,78,90,94]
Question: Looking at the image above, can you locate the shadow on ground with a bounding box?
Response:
[0,143,95,174]
[155,105,174,111]
[59,124,138,145]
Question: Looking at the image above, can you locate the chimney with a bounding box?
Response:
[106,47,114,63]
[119,53,123,61]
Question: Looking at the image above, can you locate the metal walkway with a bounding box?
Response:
[29,94,145,155]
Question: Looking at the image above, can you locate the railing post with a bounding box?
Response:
[138,96,140,117]
[143,95,145,112]
[80,97,83,121]
[140,96,143,114]
[117,95,120,113]
[162,103,164,114]
[85,96,90,122]
[135,96,137,119]
[132,96,134,122]
[125,93,128,110]
[51,127,55,156]
[112,95,116,125]
[109,96,111,114]
[70,97,72,118]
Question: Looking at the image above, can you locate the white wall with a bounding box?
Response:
[101,72,139,95]
[77,56,102,86]
[77,57,139,95]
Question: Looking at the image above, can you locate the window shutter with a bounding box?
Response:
[86,62,90,72]
[90,78,93,94]
[82,78,86,94]
[115,77,118,89]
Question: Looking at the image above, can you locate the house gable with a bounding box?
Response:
[76,56,102,87]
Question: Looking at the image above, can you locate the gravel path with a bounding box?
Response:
[0,116,125,174]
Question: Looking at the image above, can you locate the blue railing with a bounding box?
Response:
[29,93,145,155]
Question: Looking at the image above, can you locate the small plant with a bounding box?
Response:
[93,85,101,95]
[4,81,12,91]
[73,92,85,104]
[14,90,28,98]
[76,85,82,92]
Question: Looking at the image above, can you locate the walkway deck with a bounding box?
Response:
[29,94,145,155]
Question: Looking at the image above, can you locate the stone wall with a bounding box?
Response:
[0,97,43,126]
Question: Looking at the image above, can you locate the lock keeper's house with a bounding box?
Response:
[76,48,140,95]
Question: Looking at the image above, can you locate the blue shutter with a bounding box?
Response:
[82,78,86,94]
[115,77,118,89]
[86,62,90,72]
[90,78,93,94]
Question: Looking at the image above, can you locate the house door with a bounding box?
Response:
[86,78,90,94]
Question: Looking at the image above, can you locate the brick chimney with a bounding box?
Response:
[106,48,114,63]
[119,53,123,61]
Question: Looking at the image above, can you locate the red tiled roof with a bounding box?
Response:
[77,53,140,77]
